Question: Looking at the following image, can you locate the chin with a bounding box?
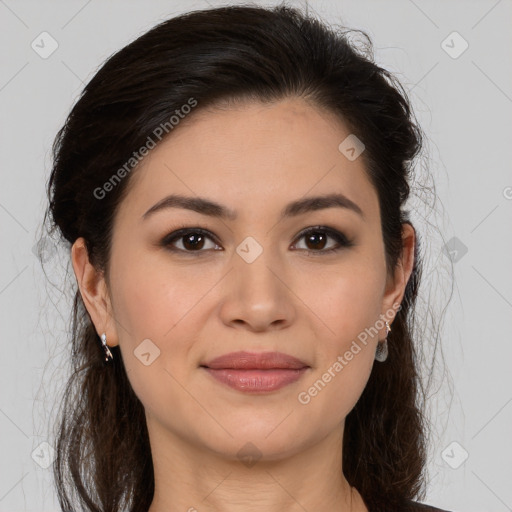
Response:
[196,421,318,463]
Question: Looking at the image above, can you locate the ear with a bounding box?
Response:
[71,237,119,347]
[381,222,416,325]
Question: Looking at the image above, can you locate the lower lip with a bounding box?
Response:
[203,367,309,393]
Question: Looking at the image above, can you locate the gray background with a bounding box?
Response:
[1,0,511,511]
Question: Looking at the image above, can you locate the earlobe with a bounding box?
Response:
[71,237,118,347]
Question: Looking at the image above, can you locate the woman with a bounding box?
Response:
[43,4,452,512]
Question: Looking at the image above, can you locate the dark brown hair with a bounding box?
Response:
[43,4,445,511]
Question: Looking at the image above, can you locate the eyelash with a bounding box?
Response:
[160,225,354,256]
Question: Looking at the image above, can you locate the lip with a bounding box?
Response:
[200,351,310,394]
[203,368,309,393]
[202,351,309,370]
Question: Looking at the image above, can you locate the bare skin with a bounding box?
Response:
[71,97,415,512]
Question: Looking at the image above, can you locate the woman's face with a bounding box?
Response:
[74,97,413,462]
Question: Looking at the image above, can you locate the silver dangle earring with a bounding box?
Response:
[100,332,114,362]
[375,320,391,362]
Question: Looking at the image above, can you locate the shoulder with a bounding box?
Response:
[403,499,453,512]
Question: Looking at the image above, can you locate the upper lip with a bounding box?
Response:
[202,351,309,370]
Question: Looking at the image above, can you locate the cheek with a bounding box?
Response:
[108,251,212,408]
[110,271,195,431]
[295,271,381,426]
[110,247,201,341]
[296,348,374,439]
[303,263,384,350]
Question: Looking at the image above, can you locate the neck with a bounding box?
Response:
[146,419,368,512]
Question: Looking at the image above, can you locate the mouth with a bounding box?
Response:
[202,368,309,393]
[202,350,309,370]
[200,351,310,393]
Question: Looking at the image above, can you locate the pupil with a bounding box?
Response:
[184,233,204,250]
[307,232,326,250]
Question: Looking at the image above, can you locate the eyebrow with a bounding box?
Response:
[142,192,365,222]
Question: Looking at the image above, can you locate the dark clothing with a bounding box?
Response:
[364,498,452,511]
[404,499,452,511]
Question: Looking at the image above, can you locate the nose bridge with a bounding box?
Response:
[233,233,284,297]
[219,233,294,331]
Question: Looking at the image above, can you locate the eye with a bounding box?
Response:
[160,225,353,255]
[292,226,354,255]
[161,227,221,254]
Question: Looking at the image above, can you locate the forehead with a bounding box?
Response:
[117,97,379,224]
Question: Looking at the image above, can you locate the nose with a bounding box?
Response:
[218,248,296,333]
